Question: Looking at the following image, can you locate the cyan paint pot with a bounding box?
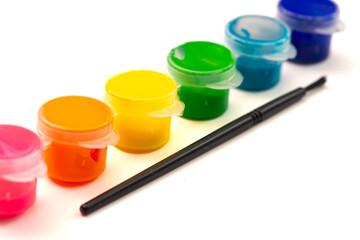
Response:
[167,41,242,120]
[225,15,296,91]
[277,0,344,64]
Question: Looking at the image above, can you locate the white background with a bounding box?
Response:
[0,0,359,239]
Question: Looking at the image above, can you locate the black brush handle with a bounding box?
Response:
[80,76,326,216]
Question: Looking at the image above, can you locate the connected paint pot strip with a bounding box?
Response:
[0,125,46,217]
[277,0,344,64]
[104,70,184,153]
[225,15,296,91]
[37,96,119,183]
[167,41,241,120]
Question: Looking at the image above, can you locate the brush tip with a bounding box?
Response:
[305,76,327,92]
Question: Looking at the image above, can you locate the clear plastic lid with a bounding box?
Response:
[277,0,345,35]
[37,96,119,148]
[0,125,46,182]
[166,41,242,89]
[104,70,184,117]
[225,15,297,61]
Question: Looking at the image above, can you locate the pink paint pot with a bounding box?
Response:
[0,125,47,218]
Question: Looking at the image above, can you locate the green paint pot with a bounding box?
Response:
[167,41,242,120]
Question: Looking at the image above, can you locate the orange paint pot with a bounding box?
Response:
[37,96,119,183]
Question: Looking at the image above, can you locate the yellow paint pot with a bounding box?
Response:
[104,70,184,153]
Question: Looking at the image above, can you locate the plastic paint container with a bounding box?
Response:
[37,96,119,182]
[104,70,184,153]
[0,125,46,217]
[277,0,344,64]
[167,41,241,120]
[225,15,296,91]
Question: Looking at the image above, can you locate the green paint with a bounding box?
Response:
[178,86,229,120]
[167,41,238,120]
[168,41,235,75]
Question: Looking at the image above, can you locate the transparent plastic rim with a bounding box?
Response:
[1,162,47,183]
[36,120,119,149]
[225,15,297,61]
[224,38,297,62]
[104,90,184,118]
[277,1,344,35]
[0,149,46,183]
[166,65,242,89]
[277,12,344,35]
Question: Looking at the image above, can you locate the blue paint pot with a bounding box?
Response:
[277,0,344,64]
[225,15,296,91]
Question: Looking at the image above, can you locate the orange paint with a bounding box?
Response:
[43,143,107,182]
[37,96,119,183]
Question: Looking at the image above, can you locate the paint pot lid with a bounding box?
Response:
[37,96,118,147]
[167,41,241,88]
[277,0,342,33]
[105,70,184,116]
[225,15,296,61]
[0,124,46,180]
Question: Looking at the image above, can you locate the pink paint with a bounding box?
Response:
[0,125,46,218]
[0,179,37,216]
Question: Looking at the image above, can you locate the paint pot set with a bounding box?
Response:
[1,97,119,217]
[224,0,343,89]
[1,0,343,218]
[0,72,182,218]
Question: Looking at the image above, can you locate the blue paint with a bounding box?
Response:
[225,15,296,91]
[277,0,343,64]
[236,56,282,91]
[290,31,332,64]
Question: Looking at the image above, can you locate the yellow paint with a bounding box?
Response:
[105,70,183,153]
[106,70,177,99]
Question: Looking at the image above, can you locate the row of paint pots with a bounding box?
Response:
[0,1,343,217]
[0,71,179,216]
[226,0,343,88]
